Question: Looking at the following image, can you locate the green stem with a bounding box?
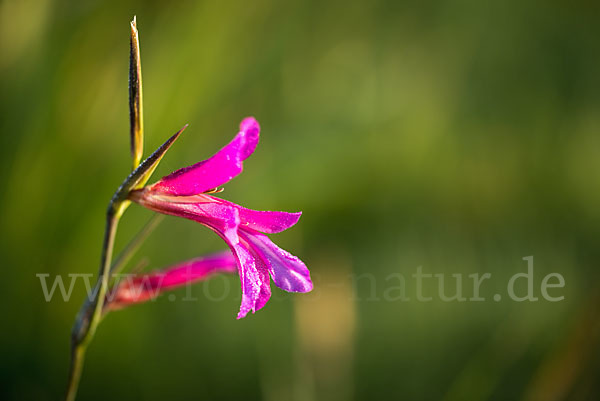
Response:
[65,343,85,401]
[89,209,119,338]
[65,206,121,401]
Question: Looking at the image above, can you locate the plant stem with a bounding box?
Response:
[65,206,121,401]
[65,343,85,401]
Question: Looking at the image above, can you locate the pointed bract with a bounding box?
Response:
[129,16,144,169]
[112,125,187,207]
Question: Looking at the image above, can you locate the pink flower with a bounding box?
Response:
[106,251,237,311]
[129,117,312,318]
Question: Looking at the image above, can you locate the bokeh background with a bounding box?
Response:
[1,0,600,400]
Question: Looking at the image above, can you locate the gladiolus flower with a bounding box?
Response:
[129,117,312,318]
[106,251,237,311]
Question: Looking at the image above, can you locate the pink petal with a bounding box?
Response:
[130,192,240,233]
[132,192,301,235]
[209,213,270,318]
[241,230,312,293]
[159,251,236,288]
[213,197,302,234]
[236,207,301,234]
[129,189,308,317]
[250,247,272,312]
[175,203,266,319]
[150,117,260,196]
[106,251,237,310]
[229,241,262,319]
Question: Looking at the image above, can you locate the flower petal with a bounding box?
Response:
[129,193,238,232]
[236,206,301,234]
[241,230,312,293]
[211,197,301,234]
[229,241,262,319]
[181,203,265,319]
[106,251,237,311]
[252,249,272,312]
[132,192,301,235]
[129,186,308,317]
[150,117,260,196]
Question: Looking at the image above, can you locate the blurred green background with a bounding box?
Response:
[1,0,600,400]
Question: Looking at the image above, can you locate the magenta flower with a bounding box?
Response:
[106,251,237,311]
[129,117,313,318]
